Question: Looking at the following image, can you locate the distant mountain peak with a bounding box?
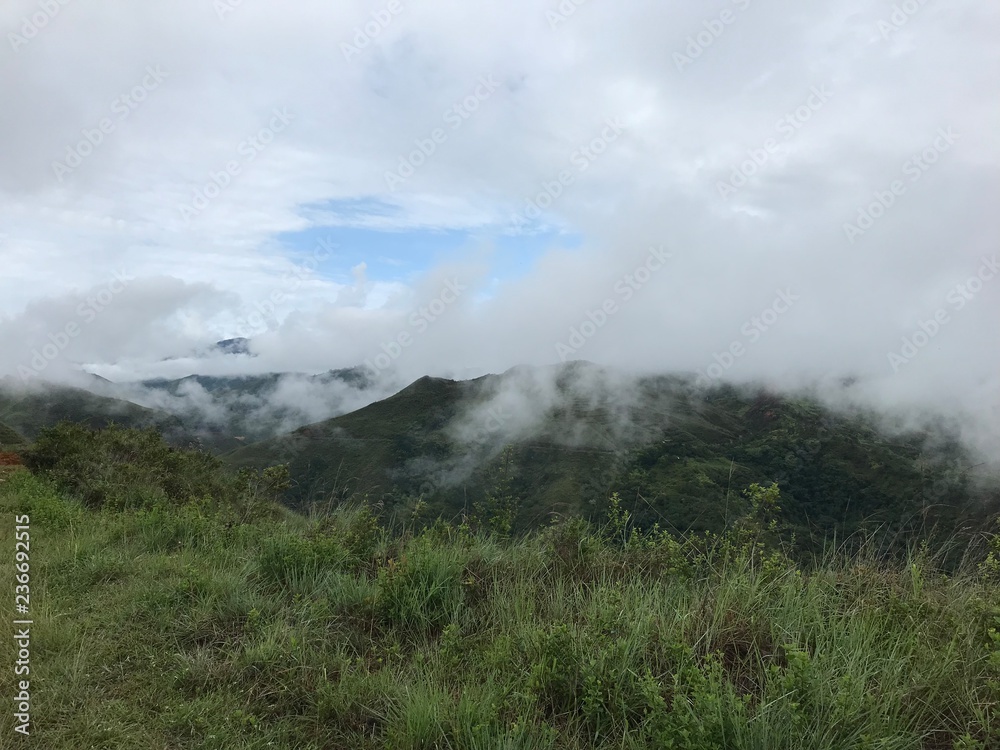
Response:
[215,338,253,355]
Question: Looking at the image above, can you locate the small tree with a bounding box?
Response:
[744,481,782,532]
[473,445,521,536]
[723,482,789,569]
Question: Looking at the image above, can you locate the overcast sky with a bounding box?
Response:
[0,0,998,436]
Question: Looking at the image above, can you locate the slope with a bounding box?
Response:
[225,363,999,545]
[0,380,191,445]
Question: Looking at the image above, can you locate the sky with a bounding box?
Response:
[0,0,998,443]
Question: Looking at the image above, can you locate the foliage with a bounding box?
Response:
[4,425,1000,748]
[23,421,286,519]
[0,420,26,448]
[0,382,186,440]
[472,444,522,536]
[223,371,998,556]
[376,534,468,635]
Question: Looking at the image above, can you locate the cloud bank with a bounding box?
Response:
[0,0,996,451]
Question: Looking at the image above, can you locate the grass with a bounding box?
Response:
[1,469,999,749]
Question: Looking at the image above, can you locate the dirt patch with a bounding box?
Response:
[0,452,23,467]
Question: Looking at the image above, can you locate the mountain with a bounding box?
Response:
[225,363,1000,547]
[224,373,492,505]
[608,382,994,546]
[153,337,257,364]
[214,337,253,355]
[139,366,375,401]
[8,363,995,550]
[0,380,190,444]
[128,366,383,449]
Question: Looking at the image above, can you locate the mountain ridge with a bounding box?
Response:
[224,364,999,546]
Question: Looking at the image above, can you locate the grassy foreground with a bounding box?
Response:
[1,466,1000,748]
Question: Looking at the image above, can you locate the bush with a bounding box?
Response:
[376,536,467,634]
[0,470,82,529]
[255,533,351,590]
[310,501,382,567]
[130,503,221,552]
[541,516,601,575]
[23,422,286,518]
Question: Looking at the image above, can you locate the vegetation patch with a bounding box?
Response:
[2,424,999,748]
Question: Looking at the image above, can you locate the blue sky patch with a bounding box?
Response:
[278,204,582,285]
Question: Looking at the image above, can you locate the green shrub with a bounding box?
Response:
[314,667,398,739]
[310,501,383,566]
[541,516,602,574]
[376,537,467,634]
[23,422,287,518]
[129,503,221,552]
[255,532,351,590]
[519,620,695,739]
[0,470,82,529]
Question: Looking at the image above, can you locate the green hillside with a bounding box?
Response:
[7,366,995,553]
[225,374,486,503]
[4,441,1000,748]
[608,383,993,547]
[226,365,998,549]
[0,381,191,445]
[223,368,647,520]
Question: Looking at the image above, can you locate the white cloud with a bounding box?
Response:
[0,0,997,446]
